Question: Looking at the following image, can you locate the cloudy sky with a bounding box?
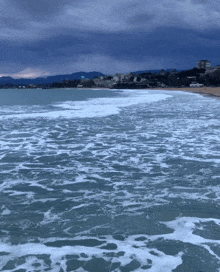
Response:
[1,0,220,78]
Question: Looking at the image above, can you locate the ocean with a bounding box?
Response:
[0,88,220,272]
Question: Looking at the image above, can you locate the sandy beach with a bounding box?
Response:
[158,87,220,98]
[93,87,220,99]
[75,86,220,100]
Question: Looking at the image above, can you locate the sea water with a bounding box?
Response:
[0,88,220,272]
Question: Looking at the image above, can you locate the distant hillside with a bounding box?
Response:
[0,71,104,86]
[133,69,180,75]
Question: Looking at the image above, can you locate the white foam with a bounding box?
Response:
[1,89,220,271]
[41,209,63,225]
[150,217,220,261]
[0,90,172,120]
[1,217,219,270]
[0,236,183,272]
[1,208,11,215]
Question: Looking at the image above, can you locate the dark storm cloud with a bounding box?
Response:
[7,0,74,17]
[1,0,220,76]
[3,27,219,64]
[1,17,27,30]
[127,13,155,25]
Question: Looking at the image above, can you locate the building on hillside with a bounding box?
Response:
[197,60,211,69]
[93,79,115,88]
[113,74,125,82]
[205,65,220,77]
[123,73,134,82]
[187,76,196,80]
[190,82,204,87]
[213,66,220,78]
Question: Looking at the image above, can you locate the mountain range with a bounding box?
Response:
[0,69,180,86]
[0,71,104,86]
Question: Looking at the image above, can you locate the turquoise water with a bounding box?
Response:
[0,88,220,271]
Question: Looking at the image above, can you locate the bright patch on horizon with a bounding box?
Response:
[0,68,50,79]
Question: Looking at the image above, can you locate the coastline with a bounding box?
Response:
[155,87,220,98]
[2,86,220,99]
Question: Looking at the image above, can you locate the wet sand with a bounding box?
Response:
[89,87,220,99]
[157,87,220,98]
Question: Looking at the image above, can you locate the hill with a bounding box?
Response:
[0,71,104,86]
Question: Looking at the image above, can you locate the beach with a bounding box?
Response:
[158,86,220,98]
[102,86,220,99]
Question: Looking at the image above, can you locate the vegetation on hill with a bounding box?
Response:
[1,66,220,89]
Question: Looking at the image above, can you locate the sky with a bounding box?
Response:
[1,0,220,78]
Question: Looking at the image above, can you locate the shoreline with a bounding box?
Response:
[2,86,220,99]
[155,87,220,98]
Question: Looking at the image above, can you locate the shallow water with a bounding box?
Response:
[0,88,220,271]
